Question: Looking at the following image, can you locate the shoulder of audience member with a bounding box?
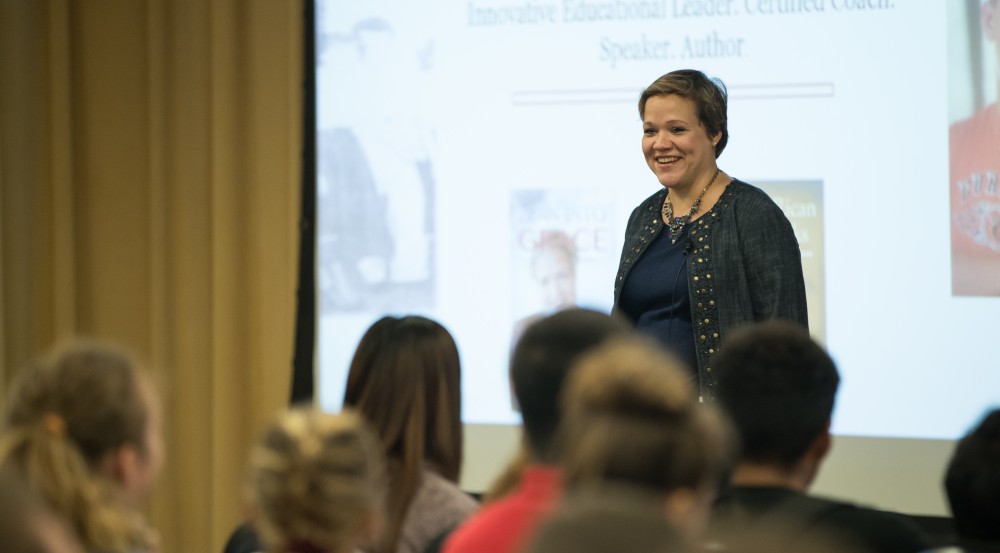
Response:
[815,499,931,553]
[438,499,510,553]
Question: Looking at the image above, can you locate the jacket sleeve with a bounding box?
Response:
[613,202,644,312]
[735,193,809,329]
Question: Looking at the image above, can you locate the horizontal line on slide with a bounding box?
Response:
[511,82,835,105]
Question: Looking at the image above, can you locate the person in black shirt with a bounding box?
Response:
[707,321,930,553]
[945,408,1000,552]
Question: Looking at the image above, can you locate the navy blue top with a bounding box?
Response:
[618,223,697,377]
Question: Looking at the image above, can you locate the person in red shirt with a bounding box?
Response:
[441,309,629,553]
[951,0,1000,296]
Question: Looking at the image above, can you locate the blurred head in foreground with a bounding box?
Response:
[946,408,1000,541]
[247,408,386,553]
[0,340,163,553]
[558,337,734,538]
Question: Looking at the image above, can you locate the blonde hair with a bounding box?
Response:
[0,339,155,552]
[559,337,733,493]
[248,408,387,553]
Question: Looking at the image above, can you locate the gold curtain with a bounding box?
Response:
[0,1,304,551]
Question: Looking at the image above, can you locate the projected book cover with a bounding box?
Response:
[509,189,616,348]
[756,181,826,343]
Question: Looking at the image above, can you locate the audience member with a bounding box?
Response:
[945,408,1000,551]
[524,337,733,553]
[344,316,477,553]
[222,523,262,553]
[708,321,930,553]
[441,308,630,553]
[246,408,385,553]
[0,340,163,553]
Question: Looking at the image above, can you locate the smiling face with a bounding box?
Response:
[533,247,576,309]
[642,94,721,194]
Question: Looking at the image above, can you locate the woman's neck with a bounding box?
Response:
[665,170,730,224]
[670,168,720,203]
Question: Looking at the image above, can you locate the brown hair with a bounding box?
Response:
[559,337,733,494]
[248,408,386,553]
[343,316,463,552]
[0,340,155,552]
[638,69,729,158]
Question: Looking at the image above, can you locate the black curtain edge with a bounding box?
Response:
[290,0,317,405]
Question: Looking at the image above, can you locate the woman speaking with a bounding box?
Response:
[614,69,807,401]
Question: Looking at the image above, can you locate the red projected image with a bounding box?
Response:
[950,0,1000,296]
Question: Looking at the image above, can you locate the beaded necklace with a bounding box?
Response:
[661,168,721,244]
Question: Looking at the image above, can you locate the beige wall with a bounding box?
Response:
[461,424,956,517]
[0,1,304,551]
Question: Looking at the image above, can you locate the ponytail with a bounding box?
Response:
[0,420,149,551]
[0,340,157,553]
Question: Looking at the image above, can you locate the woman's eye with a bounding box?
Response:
[671,127,687,134]
[643,128,655,136]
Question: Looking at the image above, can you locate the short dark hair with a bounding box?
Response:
[713,321,839,467]
[638,69,729,158]
[510,309,630,462]
[945,409,1000,539]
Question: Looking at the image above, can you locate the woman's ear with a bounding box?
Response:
[98,444,143,506]
[98,445,126,483]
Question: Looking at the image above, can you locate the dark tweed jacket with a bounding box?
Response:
[613,179,808,400]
